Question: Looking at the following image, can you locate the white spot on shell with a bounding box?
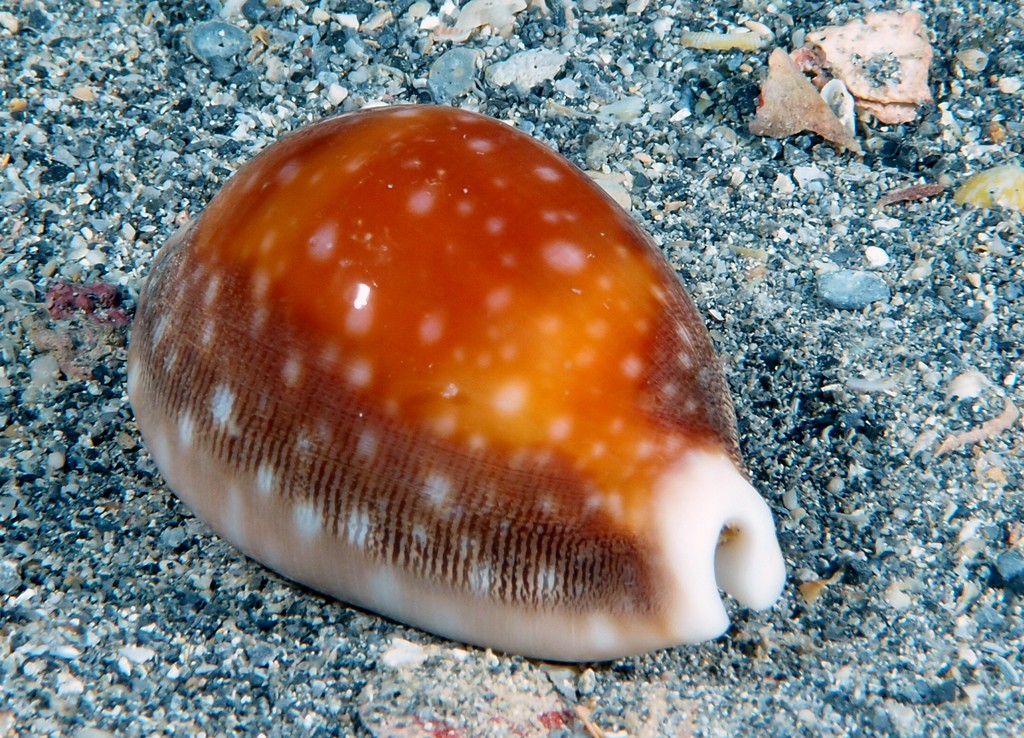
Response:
[538,494,559,516]
[542,241,587,274]
[621,354,644,379]
[468,562,493,595]
[587,320,608,339]
[467,137,495,153]
[535,165,561,182]
[178,412,195,447]
[203,275,221,307]
[251,270,270,300]
[149,432,171,470]
[537,565,559,598]
[126,358,138,397]
[492,381,527,415]
[200,321,215,347]
[604,492,624,521]
[346,509,372,548]
[356,428,378,458]
[422,472,453,508]
[210,385,235,427]
[485,287,512,312]
[251,306,269,334]
[277,159,301,185]
[256,463,276,496]
[411,523,428,549]
[548,416,572,442]
[309,221,339,260]
[346,357,373,388]
[456,199,474,216]
[485,216,504,235]
[152,315,169,346]
[293,501,322,538]
[419,313,444,344]
[282,356,302,387]
[408,189,435,215]
[163,347,179,373]
[431,412,457,437]
[259,231,277,253]
[634,440,656,459]
[538,315,561,334]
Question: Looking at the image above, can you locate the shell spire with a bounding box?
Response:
[127,105,785,661]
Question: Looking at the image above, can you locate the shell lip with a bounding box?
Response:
[651,449,787,644]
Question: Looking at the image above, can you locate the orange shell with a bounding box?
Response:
[127,105,785,660]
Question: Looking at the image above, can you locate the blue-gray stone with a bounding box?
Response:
[428,48,479,102]
[817,269,891,310]
[996,550,1024,580]
[188,21,250,64]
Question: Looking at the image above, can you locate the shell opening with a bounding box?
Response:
[653,450,786,643]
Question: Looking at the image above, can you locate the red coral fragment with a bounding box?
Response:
[45,280,129,327]
[537,710,575,730]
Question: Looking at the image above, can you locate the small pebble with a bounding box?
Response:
[0,560,22,595]
[578,668,597,696]
[428,48,479,102]
[817,270,891,310]
[187,21,250,66]
[773,173,796,194]
[381,638,429,668]
[864,245,890,267]
[793,165,827,189]
[995,551,1024,594]
[119,645,156,664]
[30,354,62,387]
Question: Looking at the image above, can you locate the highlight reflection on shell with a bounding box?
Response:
[127,105,785,661]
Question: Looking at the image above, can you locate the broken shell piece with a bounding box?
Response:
[433,0,527,42]
[680,29,771,52]
[806,10,934,124]
[955,48,989,73]
[820,78,856,137]
[749,48,862,153]
[953,165,1024,212]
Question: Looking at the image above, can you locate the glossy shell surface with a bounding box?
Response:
[127,105,785,660]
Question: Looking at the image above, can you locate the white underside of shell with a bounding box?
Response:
[652,450,787,643]
[131,359,785,660]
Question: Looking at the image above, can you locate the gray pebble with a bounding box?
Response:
[188,21,250,64]
[817,269,891,310]
[0,559,22,595]
[159,525,187,550]
[428,48,479,102]
[996,550,1024,593]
